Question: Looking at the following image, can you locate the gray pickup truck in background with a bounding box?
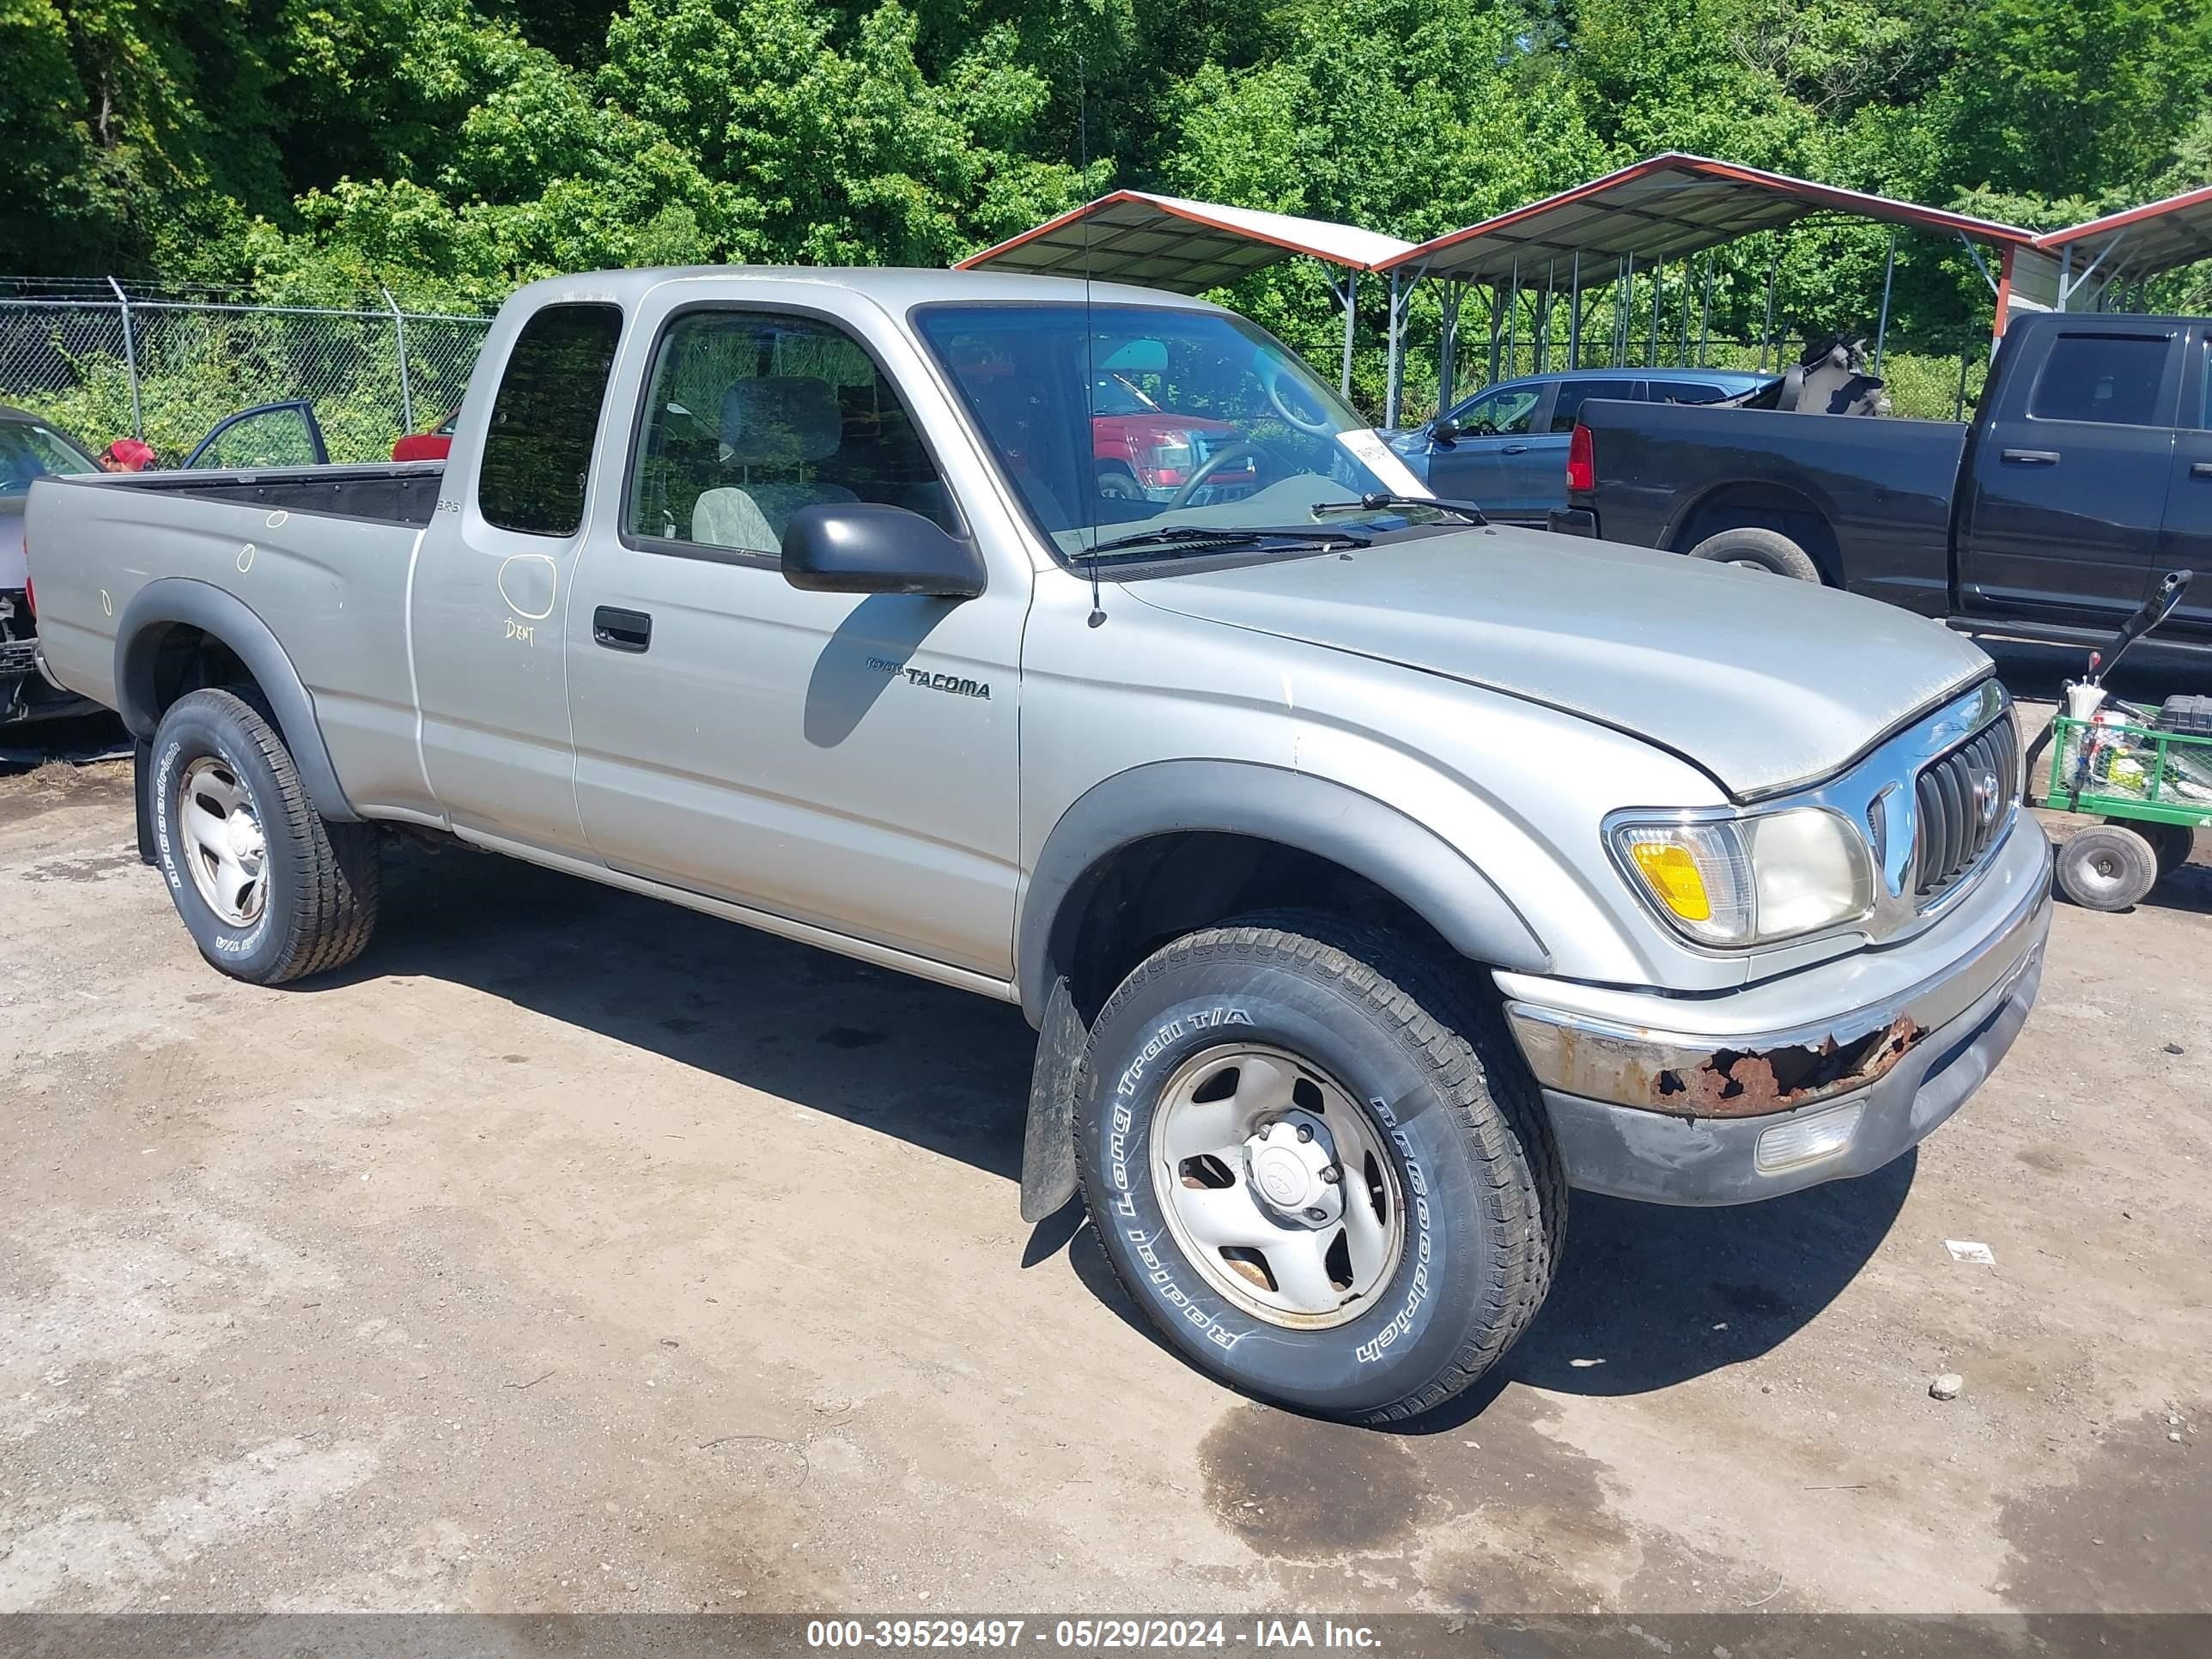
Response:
[28,267,2051,1423]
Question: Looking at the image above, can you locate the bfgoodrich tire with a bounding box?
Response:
[1686,526,1823,582]
[1074,913,1564,1423]
[149,688,381,984]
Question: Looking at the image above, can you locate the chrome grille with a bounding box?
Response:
[1911,714,2020,899]
[0,639,37,678]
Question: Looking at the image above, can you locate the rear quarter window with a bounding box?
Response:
[477,303,624,536]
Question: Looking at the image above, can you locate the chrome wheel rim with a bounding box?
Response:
[179,756,268,928]
[1149,1043,1406,1330]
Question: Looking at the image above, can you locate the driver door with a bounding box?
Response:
[563,295,1027,979]
[1425,380,1542,507]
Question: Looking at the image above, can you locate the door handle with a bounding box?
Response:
[592,605,652,653]
[2000,447,2061,465]
[2191,461,2212,478]
[1501,444,1530,454]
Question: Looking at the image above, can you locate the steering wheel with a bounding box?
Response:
[1164,440,1266,511]
[1260,358,1335,436]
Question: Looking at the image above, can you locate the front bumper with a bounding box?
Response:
[1499,827,2052,1206]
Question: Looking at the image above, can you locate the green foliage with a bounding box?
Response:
[6,0,2212,423]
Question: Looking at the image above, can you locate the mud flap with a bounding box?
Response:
[133,738,157,866]
[1019,976,1086,1222]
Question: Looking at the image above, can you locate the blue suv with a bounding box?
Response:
[1389,368,1775,524]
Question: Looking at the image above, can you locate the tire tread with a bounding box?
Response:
[165,688,380,984]
[1075,910,1564,1424]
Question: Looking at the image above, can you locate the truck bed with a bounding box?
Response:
[78,460,444,528]
[1575,401,1966,614]
[26,462,442,814]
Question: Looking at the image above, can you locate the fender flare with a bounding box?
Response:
[113,577,360,823]
[1662,476,1841,561]
[1016,759,1548,1024]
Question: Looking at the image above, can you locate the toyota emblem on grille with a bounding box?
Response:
[1972,769,2002,830]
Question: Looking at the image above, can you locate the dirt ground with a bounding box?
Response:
[2,724,2206,1620]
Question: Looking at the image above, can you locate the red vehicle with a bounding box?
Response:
[385,363,1263,504]
[392,408,458,463]
[1088,371,1258,501]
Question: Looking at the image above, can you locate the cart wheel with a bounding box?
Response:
[2124,818,2197,880]
[2057,824,2159,911]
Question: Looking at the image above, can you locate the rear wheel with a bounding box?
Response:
[2055,823,2157,912]
[149,688,380,983]
[1686,526,1823,582]
[1073,912,1564,1423]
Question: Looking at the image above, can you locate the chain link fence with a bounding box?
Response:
[0,283,495,465]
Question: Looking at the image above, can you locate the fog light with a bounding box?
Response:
[1754,1101,1864,1174]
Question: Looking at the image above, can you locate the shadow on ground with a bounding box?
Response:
[1503,1153,1913,1398]
[317,837,1915,1417]
[320,839,1038,1181]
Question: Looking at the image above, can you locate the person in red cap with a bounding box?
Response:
[101,437,156,471]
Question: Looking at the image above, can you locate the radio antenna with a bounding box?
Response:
[1079,49,1106,628]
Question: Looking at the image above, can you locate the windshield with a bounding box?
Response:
[915,303,1431,558]
[0,416,98,495]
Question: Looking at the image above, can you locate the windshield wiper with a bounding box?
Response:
[1309,492,1488,526]
[1083,523,1370,557]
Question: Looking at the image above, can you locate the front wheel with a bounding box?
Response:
[1074,914,1564,1423]
[149,688,381,983]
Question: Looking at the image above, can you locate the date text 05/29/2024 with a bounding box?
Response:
[805,1620,1382,1650]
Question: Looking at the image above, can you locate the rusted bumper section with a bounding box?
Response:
[1500,852,2052,1206]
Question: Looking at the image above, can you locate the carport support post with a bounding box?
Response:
[106,276,143,440]
[1437,279,1463,414]
[1486,281,1504,384]
[1505,260,1520,380]
[1383,267,1422,429]
[1649,258,1662,368]
[1338,270,1358,400]
[381,283,413,433]
[1568,252,1583,369]
[1698,252,1711,368]
[1759,244,1780,371]
[1617,253,1632,367]
[1873,228,1897,374]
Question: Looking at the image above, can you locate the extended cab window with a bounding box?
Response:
[628,309,956,558]
[477,303,623,536]
[2027,334,2168,427]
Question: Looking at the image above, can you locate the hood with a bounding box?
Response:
[1125,527,1990,799]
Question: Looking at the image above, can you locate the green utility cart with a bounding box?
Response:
[2027,569,2211,912]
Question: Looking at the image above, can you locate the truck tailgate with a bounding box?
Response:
[1577,401,1966,613]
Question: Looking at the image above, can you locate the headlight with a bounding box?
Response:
[1612,808,1875,947]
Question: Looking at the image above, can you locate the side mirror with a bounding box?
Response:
[1430,417,1458,447]
[781,502,987,599]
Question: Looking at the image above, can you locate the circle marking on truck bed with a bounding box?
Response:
[236,543,256,574]
[264,509,289,529]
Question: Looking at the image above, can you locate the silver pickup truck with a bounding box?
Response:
[27,267,2051,1423]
